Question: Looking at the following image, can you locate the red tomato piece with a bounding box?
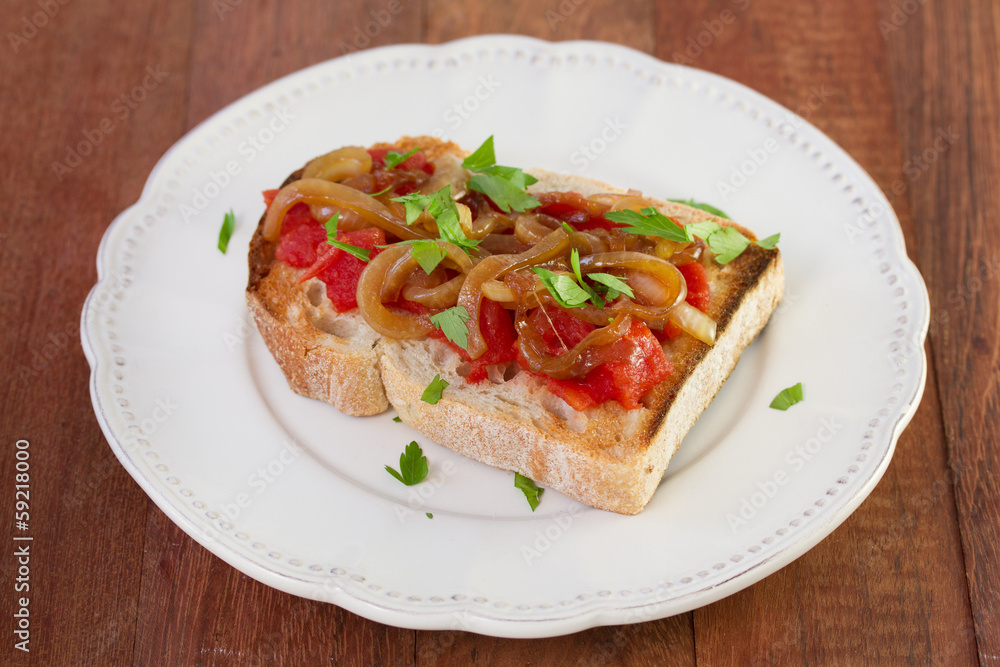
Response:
[541,320,672,410]
[368,147,435,175]
[274,204,325,268]
[428,298,518,383]
[527,307,596,356]
[262,189,279,207]
[297,228,385,312]
[678,261,711,312]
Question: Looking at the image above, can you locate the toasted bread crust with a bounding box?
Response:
[246,137,784,512]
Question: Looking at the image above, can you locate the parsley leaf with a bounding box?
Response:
[605,207,689,242]
[421,374,449,404]
[408,239,448,274]
[461,136,497,173]
[757,233,781,250]
[461,136,540,213]
[532,267,591,308]
[608,208,777,264]
[384,147,420,169]
[514,473,543,511]
[369,185,393,197]
[588,272,635,300]
[392,187,479,252]
[384,441,429,486]
[467,173,541,213]
[392,416,402,423]
[429,306,471,350]
[324,214,371,261]
[218,209,236,253]
[570,248,605,308]
[668,198,730,219]
[769,382,804,410]
[426,512,433,519]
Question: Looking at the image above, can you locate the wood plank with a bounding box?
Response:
[880,0,1000,661]
[127,3,423,665]
[653,0,977,662]
[426,0,655,53]
[0,0,194,664]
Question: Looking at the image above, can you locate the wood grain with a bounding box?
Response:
[0,0,995,663]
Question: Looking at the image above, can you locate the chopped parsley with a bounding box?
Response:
[392,416,402,423]
[421,374,449,404]
[429,306,471,350]
[514,473,543,511]
[769,382,804,411]
[384,147,420,169]
[324,214,371,262]
[461,136,540,213]
[218,209,236,253]
[392,186,478,252]
[385,441,429,486]
[605,207,779,264]
[588,272,634,301]
[426,512,434,519]
[532,267,591,309]
[408,239,448,274]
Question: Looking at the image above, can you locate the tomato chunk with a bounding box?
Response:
[543,320,672,410]
[368,147,435,175]
[298,228,385,312]
[527,307,596,356]
[430,298,518,383]
[678,261,711,312]
[274,204,325,268]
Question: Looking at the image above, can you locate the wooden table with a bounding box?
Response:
[2,0,996,664]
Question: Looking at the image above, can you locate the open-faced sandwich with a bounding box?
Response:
[246,136,783,514]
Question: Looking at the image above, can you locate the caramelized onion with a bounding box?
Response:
[459,228,571,359]
[517,312,634,379]
[355,245,434,338]
[401,276,465,308]
[263,178,430,242]
[302,146,372,182]
[669,301,717,345]
[577,252,687,311]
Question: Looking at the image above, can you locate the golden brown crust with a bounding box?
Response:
[246,136,784,511]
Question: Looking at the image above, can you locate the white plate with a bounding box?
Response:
[82,36,929,638]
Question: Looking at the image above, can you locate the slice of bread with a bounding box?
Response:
[247,137,784,513]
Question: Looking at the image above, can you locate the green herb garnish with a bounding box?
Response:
[588,272,634,300]
[461,136,540,213]
[532,267,591,309]
[421,374,449,404]
[218,209,236,253]
[324,214,371,262]
[769,382,804,411]
[408,239,448,274]
[426,512,433,519]
[392,186,478,252]
[384,147,420,169]
[385,441,429,486]
[392,416,402,423]
[606,208,779,264]
[514,473,543,511]
[429,306,471,350]
[570,248,605,308]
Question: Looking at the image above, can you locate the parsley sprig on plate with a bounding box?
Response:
[385,441,429,486]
